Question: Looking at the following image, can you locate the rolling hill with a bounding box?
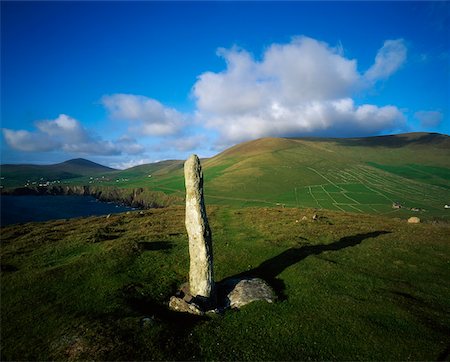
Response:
[115,132,450,219]
[0,158,116,188]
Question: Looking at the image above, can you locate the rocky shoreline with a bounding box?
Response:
[1,185,182,209]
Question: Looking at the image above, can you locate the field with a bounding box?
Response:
[1,206,449,360]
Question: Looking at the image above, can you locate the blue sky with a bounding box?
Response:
[1,1,449,168]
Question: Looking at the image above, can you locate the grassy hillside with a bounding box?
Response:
[1,206,449,360]
[2,133,450,219]
[0,158,116,188]
[112,133,450,220]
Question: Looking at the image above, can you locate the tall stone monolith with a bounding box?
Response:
[184,154,214,304]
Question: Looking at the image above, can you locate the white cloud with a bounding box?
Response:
[193,37,360,115]
[414,110,443,127]
[206,99,405,144]
[364,39,407,82]
[116,136,146,154]
[194,47,268,115]
[262,36,360,103]
[2,114,145,156]
[110,158,154,170]
[165,134,207,152]
[193,36,408,144]
[2,129,58,152]
[36,114,82,137]
[102,94,185,136]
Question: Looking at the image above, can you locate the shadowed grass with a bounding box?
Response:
[1,206,449,360]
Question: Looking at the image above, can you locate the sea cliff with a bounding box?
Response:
[1,185,181,209]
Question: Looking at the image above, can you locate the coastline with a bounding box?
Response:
[0,185,182,210]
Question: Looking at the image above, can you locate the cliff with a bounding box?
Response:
[1,185,182,209]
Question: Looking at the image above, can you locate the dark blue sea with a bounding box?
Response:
[0,195,134,226]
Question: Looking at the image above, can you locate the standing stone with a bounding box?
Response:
[184,155,214,304]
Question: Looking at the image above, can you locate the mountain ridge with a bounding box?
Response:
[1,132,448,170]
[0,158,116,188]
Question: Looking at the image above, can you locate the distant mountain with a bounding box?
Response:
[52,158,116,174]
[0,158,116,188]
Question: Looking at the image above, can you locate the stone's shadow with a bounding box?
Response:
[438,346,450,361]
[120,283,205,359]
[219,231,391,301]
[0,264,19,272]
[137,241,174,251]
[121,283,207,329]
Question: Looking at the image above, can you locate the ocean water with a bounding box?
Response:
[0,195,134,226]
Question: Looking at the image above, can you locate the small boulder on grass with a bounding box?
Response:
[408,216,420,224]
[222,278,276,309]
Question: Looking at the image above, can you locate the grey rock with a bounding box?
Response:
[168,296,204,316]
[224,278,275,309]
[184,155,215,301]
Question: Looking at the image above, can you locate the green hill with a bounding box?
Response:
[0,158,116,188]
[116,132,450,219]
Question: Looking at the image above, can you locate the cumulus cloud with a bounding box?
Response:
[165,135,207,152]
[193,36,407,144]
[3,129,58,152]
[414,110,443,127]
[2,114,144,156]
[205,99,405,143]
[364,39,407,82]
[110,158,154,170]
[115,136,146,155]
[102,94,185,136]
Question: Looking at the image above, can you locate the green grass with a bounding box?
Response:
[110,136,449,219]
[368,162,450,188]
[1,207,449,360]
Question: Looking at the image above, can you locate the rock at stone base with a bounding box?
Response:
[168,296,204,316]
[408,217,421,224]
[178,282,194,303]
[224,278,275,309]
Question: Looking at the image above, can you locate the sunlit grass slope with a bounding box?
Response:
[116,133,450,219]
[1,207,449,360]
